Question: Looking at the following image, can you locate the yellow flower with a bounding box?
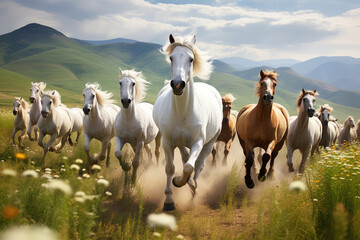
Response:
[15,153,26,160]
[2,206,18,219]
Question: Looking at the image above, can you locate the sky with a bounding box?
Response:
[0,0,359,61]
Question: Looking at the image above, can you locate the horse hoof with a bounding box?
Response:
[245,176,255,189]
[288,166,295,172]
[258,174,266,182]
[163,202,175,211]
[49,147,56,152]
[119,159,131,172]
[172,177,182,188]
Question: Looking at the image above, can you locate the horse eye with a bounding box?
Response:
[190,58,194,63]
[132,82,135,86]
[260,82,263,86]
[119,82,122,86]
[303,99,306,102]
[169,56,173,61]
[273,83,277,87]
[50,101,52,104]
[36,89,39,92]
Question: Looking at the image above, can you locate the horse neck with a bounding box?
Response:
[89,99,103,120]
[296,105,310,129]
[172,77,194,116]
[255,96,273,120]
[121,102,137,120]
[18,105,27,119]
[32,94,42,112]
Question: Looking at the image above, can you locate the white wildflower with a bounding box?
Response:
[44,168,51,173]
[60,168,66,172]
[21,170,39,178]
[43,180,72,196]
[1,169,17,177]
[82,168,86,172]
[91,164,101,171]
[75,191,86,197]
[313,199,318,202]
[75,197,85,203]
[77,176,82,180]
[147,213,177,230]
[97,179,109,187]
[75,159,83,164]
[62,156,68,160]
[35,169,40,172]
[176,235,185,239]
[41,174,52,180]
[53,175,59,178]
[70,164,80,171]
[0,225,58,240]
[105,191,112,196]
[153,232,161,237]
[289,180,307,192]
[82,173,90,179]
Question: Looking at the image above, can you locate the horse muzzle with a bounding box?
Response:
[262,93,274,105]
[121,98,131,109]
[323,120,329,125]
[29,97,35,103]
[307,108,315,117]
[83,106,91,115]
[41,111,49,118]
[171,79,185,96]
[13,110,17,115]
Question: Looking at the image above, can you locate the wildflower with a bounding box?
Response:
[288,180,307,192]
[35,169,40,172]
[153,232,161,237]
[62,156,68,160]
[84,194,98,201]
[70,164,80,171]
[43,180,72,196]
[82,173,90,179]
[21,170,39,178]
[176,235,185,239]
[82,168,86,172]
[74,197,85,203]
[313,199,318,202]
[2,206,18,219]
[97,179,109,187]
[105,191,112,196]
[31,161,35,165]
[53,175,59,178]
[147,213,177,230]
[77,176,82,180]
[75,159,83,164]
[0,225,58,240]
[1,169,17,177]
[75,191,86,197]
[15,153,26,159]
[60,168,66,172]
[41,174,52,180]
[44,168,52,174]
[91,164,101,171]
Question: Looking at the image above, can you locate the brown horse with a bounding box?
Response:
[212,94,237,166]
[236,70,289,189]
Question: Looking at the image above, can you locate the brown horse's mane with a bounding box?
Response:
[318,104,333,114]
[222,93,236,104]
[255,70,278,96]
[296,89,318,110]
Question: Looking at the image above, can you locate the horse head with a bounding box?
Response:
[119,69,136,108]
[222,94,235,122]
[41,90,59,118]
[258,70,277,105]
[13,97,22,115]
[82,87,96,115]
[299,88,317,117]
[345,116,355,128]
[30,82,46,103]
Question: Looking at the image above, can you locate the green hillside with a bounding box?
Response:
[0,23,359,122]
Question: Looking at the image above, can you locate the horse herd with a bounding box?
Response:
[10,34,360,211]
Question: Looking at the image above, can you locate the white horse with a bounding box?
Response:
[38,90,72,158]
[286,89,322,174]
[28,82,46,140]
[338,116,356,145]
[317,104,339,149]
[114,69,161,180]
[153,34,222,211]
[67,107,84,146]
[12,97,30,148]
[82,83,120,166]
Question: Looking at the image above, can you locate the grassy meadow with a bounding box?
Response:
[0,108,359,240]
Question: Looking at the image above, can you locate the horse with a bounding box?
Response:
[12,97,30,148]
[317,104,339,149]
[153,34,222,211]
[114,69,161,181]
[67,107,84,146]
[37,90,72,158]
[211,94,238,166]
[338,116,356,145]
[82,83,120,166]
[356,120,360,141]
[286,89,322,174]
[28,82,46,140]
[236,70,289,188]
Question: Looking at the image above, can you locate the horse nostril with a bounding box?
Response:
[170,80,175,88]
[128,99,131,104]
[263,95,266,100]
[121,99,124,104]
[270,95,274,100]
[180,81,185,89]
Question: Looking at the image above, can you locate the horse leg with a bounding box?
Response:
[106,142,111,167]
[12,128,18,145]
[163,140,175,211]
[131,141,144,183]
[56,133,69,153]
[299,147,311,174]
[75,129,81,144]
[267,150,279,178]
[244,147,255,189]
[115,137,128,171]
[211,143,217,167]
[38,131,44,148]
[43,133,57,159]
[179,147,190,165]
[18,129,27,149]
[223,139,233,166]
[84,133,93,163]
[34,125,39,141]
[27,122,33,141]
[144,143,152,165]
[155,132,161,165]
[98,139,109,161]
[173,138,203,188]
[258,141,275,182]
[286,144,295,172]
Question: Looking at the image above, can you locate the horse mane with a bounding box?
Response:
[344,116,354,126]
[120,69,150,102]
[254,70,278,96]
[222,93,236,104]
[31,82,47,91]
[84,82,115,106]
[161,35,213,80]
[14,97,29,110]
[41,90,63,107]
[296,89,318,111]
[318,104,333,114]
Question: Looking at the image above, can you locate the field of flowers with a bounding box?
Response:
[0,109,359,240]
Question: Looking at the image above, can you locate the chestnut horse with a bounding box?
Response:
[212,94,237,166]
[236,70,289,189]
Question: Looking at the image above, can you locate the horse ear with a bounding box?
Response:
[169,34,175,44]
[40,91,43,97]
[260,69,265,79]
[302,88,306,94]
[191,35,196,45]
[119,67,123,79]
[52,91,55,95]
[313,89,317,93]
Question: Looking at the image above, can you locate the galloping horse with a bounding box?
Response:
[212,94,237,166]
[28,82,46,140]
[153,34,222,210]
[114,69,161,181]
[236,70,289,189]
[38,90,72,158]
[12,97,30,148]
[286,89,322,173]
[338,116,356,145]
[317,104,339,149]
[83,83,120,166]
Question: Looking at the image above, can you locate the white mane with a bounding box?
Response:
[161,35,213,80]
[84,82,115,106]
[41,90,64,107]
[119,69,150,102]
[31,82,47,91]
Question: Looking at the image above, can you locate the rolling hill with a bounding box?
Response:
[0,23,359,121]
